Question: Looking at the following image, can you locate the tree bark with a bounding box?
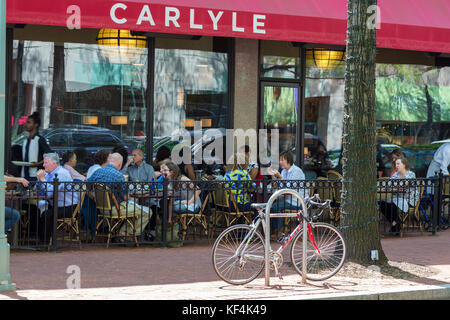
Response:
[341,0,387,264]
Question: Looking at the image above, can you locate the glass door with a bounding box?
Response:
[261,83,301,165]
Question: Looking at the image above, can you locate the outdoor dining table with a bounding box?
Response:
[128,189,181,201]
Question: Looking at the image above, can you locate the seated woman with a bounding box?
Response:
[379,157,420,235]
[224,153,256,215]
[153,146,171,172]
[389,149,406,177]
[62,151,85,181]
[161,161,202,223]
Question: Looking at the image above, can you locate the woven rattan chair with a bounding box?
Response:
[94,184,138,248]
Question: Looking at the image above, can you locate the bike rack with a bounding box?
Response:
[264,189,308,286]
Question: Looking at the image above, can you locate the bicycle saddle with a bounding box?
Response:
[251,203,267,210]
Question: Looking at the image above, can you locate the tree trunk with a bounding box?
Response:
[341,0,387,264]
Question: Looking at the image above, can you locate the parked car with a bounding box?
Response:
[11,125,137,160]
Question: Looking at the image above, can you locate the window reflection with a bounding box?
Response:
[305,60,345,178]
[263,85,298,157]
[260,40,300,80]
[305,58,450,178]
[153,47,229,138]
[11,39,147,172]
[376,64,450,177]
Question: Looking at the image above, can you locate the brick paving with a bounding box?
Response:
[0,229,449,300]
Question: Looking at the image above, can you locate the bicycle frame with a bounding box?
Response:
[211,193,344,285]
[238,209,320,264]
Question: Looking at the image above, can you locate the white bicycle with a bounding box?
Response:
[212,194,346,285]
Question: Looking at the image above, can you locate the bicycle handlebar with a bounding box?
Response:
[308,198,331,208]
[253,193,331,222]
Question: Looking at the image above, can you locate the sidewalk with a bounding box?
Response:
[1,229,449,300]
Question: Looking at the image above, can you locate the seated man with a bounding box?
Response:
[121,148,155,182]
[267,151,309,236]
[36,153,79,244]
[3,175,29,233]
[224,153,257,215]
[87,153,151,237]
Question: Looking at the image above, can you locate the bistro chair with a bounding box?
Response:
[327,170,342,225]
[93,184,138,248]
[399,182,425,236]
[212,187,228,227]
[55,191,86,249]
[212,188,252,228]
[178,192,211,241]
[441,175,450,219]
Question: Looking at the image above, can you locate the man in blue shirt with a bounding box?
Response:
[88,152,127,202]
[87,153,151,238]
[121,148,155,182]
[36,152,79,244]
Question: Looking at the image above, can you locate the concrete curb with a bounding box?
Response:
[286,284,450,300]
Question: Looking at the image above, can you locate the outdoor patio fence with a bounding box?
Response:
[4,173,450,250]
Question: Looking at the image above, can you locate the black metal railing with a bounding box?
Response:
[5,173,449,250]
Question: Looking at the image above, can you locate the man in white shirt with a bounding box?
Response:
[427,142,450,177]
[36,152,79,244]
[426,142,450,193]
[267,151,308,236]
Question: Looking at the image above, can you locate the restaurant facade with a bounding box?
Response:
[4,0,450,177]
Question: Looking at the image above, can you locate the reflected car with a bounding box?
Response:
[11,125,137,159]
[378,143,436,178]
[152,129,228,174]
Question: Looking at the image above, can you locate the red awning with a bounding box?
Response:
[7,0,450,53]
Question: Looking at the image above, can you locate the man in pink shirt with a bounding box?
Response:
[62,151,85,181]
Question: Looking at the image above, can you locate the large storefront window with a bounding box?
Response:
[376,64,450,177]
[305,56,450,178]
[154,37,229,140]
[262,83,299,154]
[304,50,346,178]
[260,41,300,79]
[10,28,147,173]
[260,40,301,164]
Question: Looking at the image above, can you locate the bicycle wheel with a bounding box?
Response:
[212,224,265,285]
[290,222,346,281]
